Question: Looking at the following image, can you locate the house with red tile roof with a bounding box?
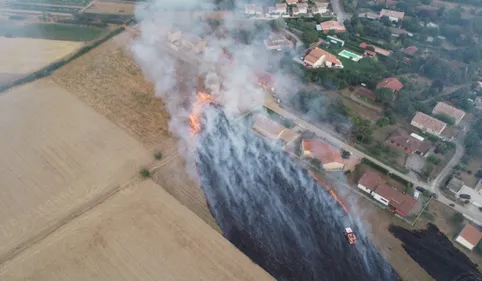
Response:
[376,77,403,92]
[386,129,432,156]
[410,111,447,136]
[303,47,343,69]
[302,139,359,171]
[318,20,346,34]
[359,42,392,56]
[432,102,466,125]
[403,46,418,55]
[455,224,482,251]
[357,171,417,217]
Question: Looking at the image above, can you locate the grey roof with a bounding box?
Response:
[447,177,464,193]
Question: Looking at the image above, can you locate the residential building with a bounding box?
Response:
[455,224,482,251]
[253,71,275,92]
[244,4,257,14]
[386,129,432,156]
[357,172,417,217]
[403,45,418,55]
[390,27,412,37]
[318,20,346,34]
[252,114,286,140]
[410,111,447,136]
[379,9,405,22]
[297,3,308,13]
[264,32,293,51]
[167,29,182,42]
[181,33,206,53]
[426,22,439,28]
[359,42,391,56]
[376,77,403,92]
[292,7,300,15]
[446,177,464,194]
[286,0,298,5]
[432,102,466,125]
[275,3,287,14]
[358,12,379,20]
[364,49,376,57]
[303,47,343,69]
[302,139,359,171]
[313,2,329,14]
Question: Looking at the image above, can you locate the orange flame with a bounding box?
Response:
[189,91,216,135]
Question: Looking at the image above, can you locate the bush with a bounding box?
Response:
[427,155,441,165]
[433,113,455,125]
[451,212,464,225]
[140,168,151,178]
[154,152,163,160]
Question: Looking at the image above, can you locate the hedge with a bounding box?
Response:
[0,27,125,93]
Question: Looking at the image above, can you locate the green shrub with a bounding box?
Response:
[140,168,151,178]
[154,152,163,160]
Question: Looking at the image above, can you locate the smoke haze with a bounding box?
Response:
[131,0,400,280]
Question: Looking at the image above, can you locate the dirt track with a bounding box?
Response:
[0,180,274,281]
[0,79,153,264]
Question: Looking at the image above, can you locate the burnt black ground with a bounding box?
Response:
[389,223,482,281]
[194,106,401,281]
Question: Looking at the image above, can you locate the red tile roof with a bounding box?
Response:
[403,46,418,55]
[432,102,465,123]
[411,111,447,134]
[302,139,344,165]
[304,47,341,66]
[359,42,391,56]
[386,129,432,155]
[459,224,482,246]
[376,77,403,92]
[319,20,346,33]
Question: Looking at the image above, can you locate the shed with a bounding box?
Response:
[455,224,482,251]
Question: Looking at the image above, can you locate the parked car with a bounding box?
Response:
[449,203,455,207]
[459,194,471,200]
[416,186,426,193]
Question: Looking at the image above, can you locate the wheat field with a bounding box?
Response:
[0,180,274,281]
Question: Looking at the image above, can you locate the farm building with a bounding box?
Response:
[455,224,482,251]
[432,102,465,125]
[357,172,417,217]
[410,112,447,136]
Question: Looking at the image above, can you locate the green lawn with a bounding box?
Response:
[0,24,107,42]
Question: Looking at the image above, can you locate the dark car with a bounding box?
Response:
[416,186,426,193]
[449,203,455,207]
[459,194,471,200]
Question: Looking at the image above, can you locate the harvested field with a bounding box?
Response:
[0,180,274,281]
[50,32,177,151]
[0,79,152,264]
[0,23,106,41]
[83,1,135,15]
[0,37,82,75]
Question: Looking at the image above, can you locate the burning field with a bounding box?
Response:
[192,103,401,281]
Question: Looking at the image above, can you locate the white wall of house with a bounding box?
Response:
[357,184,372,194]
[311,56,325,68]
[372,193,390,206]
[323,162,344,171]
[455,236,476,251]
[388,16,399,22]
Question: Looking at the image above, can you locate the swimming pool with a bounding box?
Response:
[338,49,363,62]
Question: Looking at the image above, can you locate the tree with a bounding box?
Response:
[380,15,391,26]
[352,115,373,143]
[433,113,455,125]
[342,149,351,159]
[375,88,394,104]
[272,18,287,30]
[451,212,464,226]
[430,79,444,92]
[314,13,322,23]
[366,45,375,52]
[301,30,319,45]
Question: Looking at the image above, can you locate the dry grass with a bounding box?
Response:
[83,1,135,15]
[0,79,153,264]
[0,180,274,281]
[50,32,177,152]
[0,37,83,74]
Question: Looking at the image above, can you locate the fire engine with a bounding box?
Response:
[344,227,357,245]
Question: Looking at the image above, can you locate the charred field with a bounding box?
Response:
[194,105,401,281]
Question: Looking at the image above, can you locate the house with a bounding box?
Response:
[364,49,377,57]
[455,224,482,251]
[275,3,287,14]
[359,12,379,20]
[244,4,257,14]
[319,20,346,34]
[386,129,432,156]
[313,2,329,14]
[379,9,405,22]
[264,32,293,51]
[167,29,182,42]
[376,77,403,92]
[303,47,343,69]
[252,114,287,140]
[297,3,308,13]
[181,33,206,53]
[432,102,466,125]
[426,22,439,29]
[390,27,412,37]
[286,0,298,5]
[253,71,275,92]
[357,172,417,217]
[410,111,447,136]
[446,177,464,194]
[359,42,391,56]
[302,139,359,171]
[403,46,418,55]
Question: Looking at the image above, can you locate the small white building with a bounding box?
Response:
[455,224,482,251]
[379,9,405,22]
